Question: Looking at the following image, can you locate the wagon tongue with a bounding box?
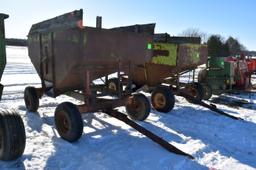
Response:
[105,110,194,159]
[178,92,243,120]
[28,9,83,35]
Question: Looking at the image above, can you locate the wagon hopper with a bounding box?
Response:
[25,9,193,159]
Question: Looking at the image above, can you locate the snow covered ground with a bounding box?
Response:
[0,46,255,170]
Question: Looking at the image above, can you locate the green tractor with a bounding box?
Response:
[198,55,251,99]
[0,13,26,161]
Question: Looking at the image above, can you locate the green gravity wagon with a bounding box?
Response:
[0,13,25,161]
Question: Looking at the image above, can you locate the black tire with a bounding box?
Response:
[126,94,150,121]
[106,78,122,95]
[151,86,175,113]
[24,86,39,112]
[202,84,212,100]
[0,110,26,161]
[0,83,4,100]
[54,102,83,142]
[185,83,204,103]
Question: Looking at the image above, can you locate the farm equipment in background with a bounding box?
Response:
[198,54,256,97]
[109,26,210,111]
[25,9,194,159]
[0,13,26,161]
[107,26,241,120]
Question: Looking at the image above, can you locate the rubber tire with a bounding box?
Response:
[0,110,26,161]
[106,78,122,95]
[151,86,175,113]
[202,84,212,100]
[24,86,39,112]
[126,94,150,121]
[185,83,204,103]
[54,102,83,142]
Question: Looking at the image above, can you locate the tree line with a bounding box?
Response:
[181,28,246,57]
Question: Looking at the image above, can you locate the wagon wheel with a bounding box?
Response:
[185,83,204,103]
[54,102,83,142]
[0,110,26,161]
[151,85,175,113]
[202,84,212,100]
[106,78,123,95]
[126,94,150,121]
[24,86,39,112]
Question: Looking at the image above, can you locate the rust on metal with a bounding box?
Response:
[28,9,153,97]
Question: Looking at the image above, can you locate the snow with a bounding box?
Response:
[0,46,256,170]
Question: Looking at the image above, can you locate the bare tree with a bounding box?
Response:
[180,28,207,43]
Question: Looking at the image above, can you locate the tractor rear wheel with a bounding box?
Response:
[24,86,39,112]
[126,94,150,121]
[151,85,175,113]
[0,110,26,161]
[54,102,83,142]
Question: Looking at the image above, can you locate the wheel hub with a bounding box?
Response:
[153,93,166,108]
[57,112,70,134]
[128,97,145,115]
[187,86,198,97]
[108,82,117,91]
[191,88,197,97]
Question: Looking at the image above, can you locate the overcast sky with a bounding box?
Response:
[1,0,256,50]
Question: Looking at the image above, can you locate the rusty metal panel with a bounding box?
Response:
[53,27,152,94]
[132,62,189,87]
[177,44,208,70]
[83,27,152,67]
